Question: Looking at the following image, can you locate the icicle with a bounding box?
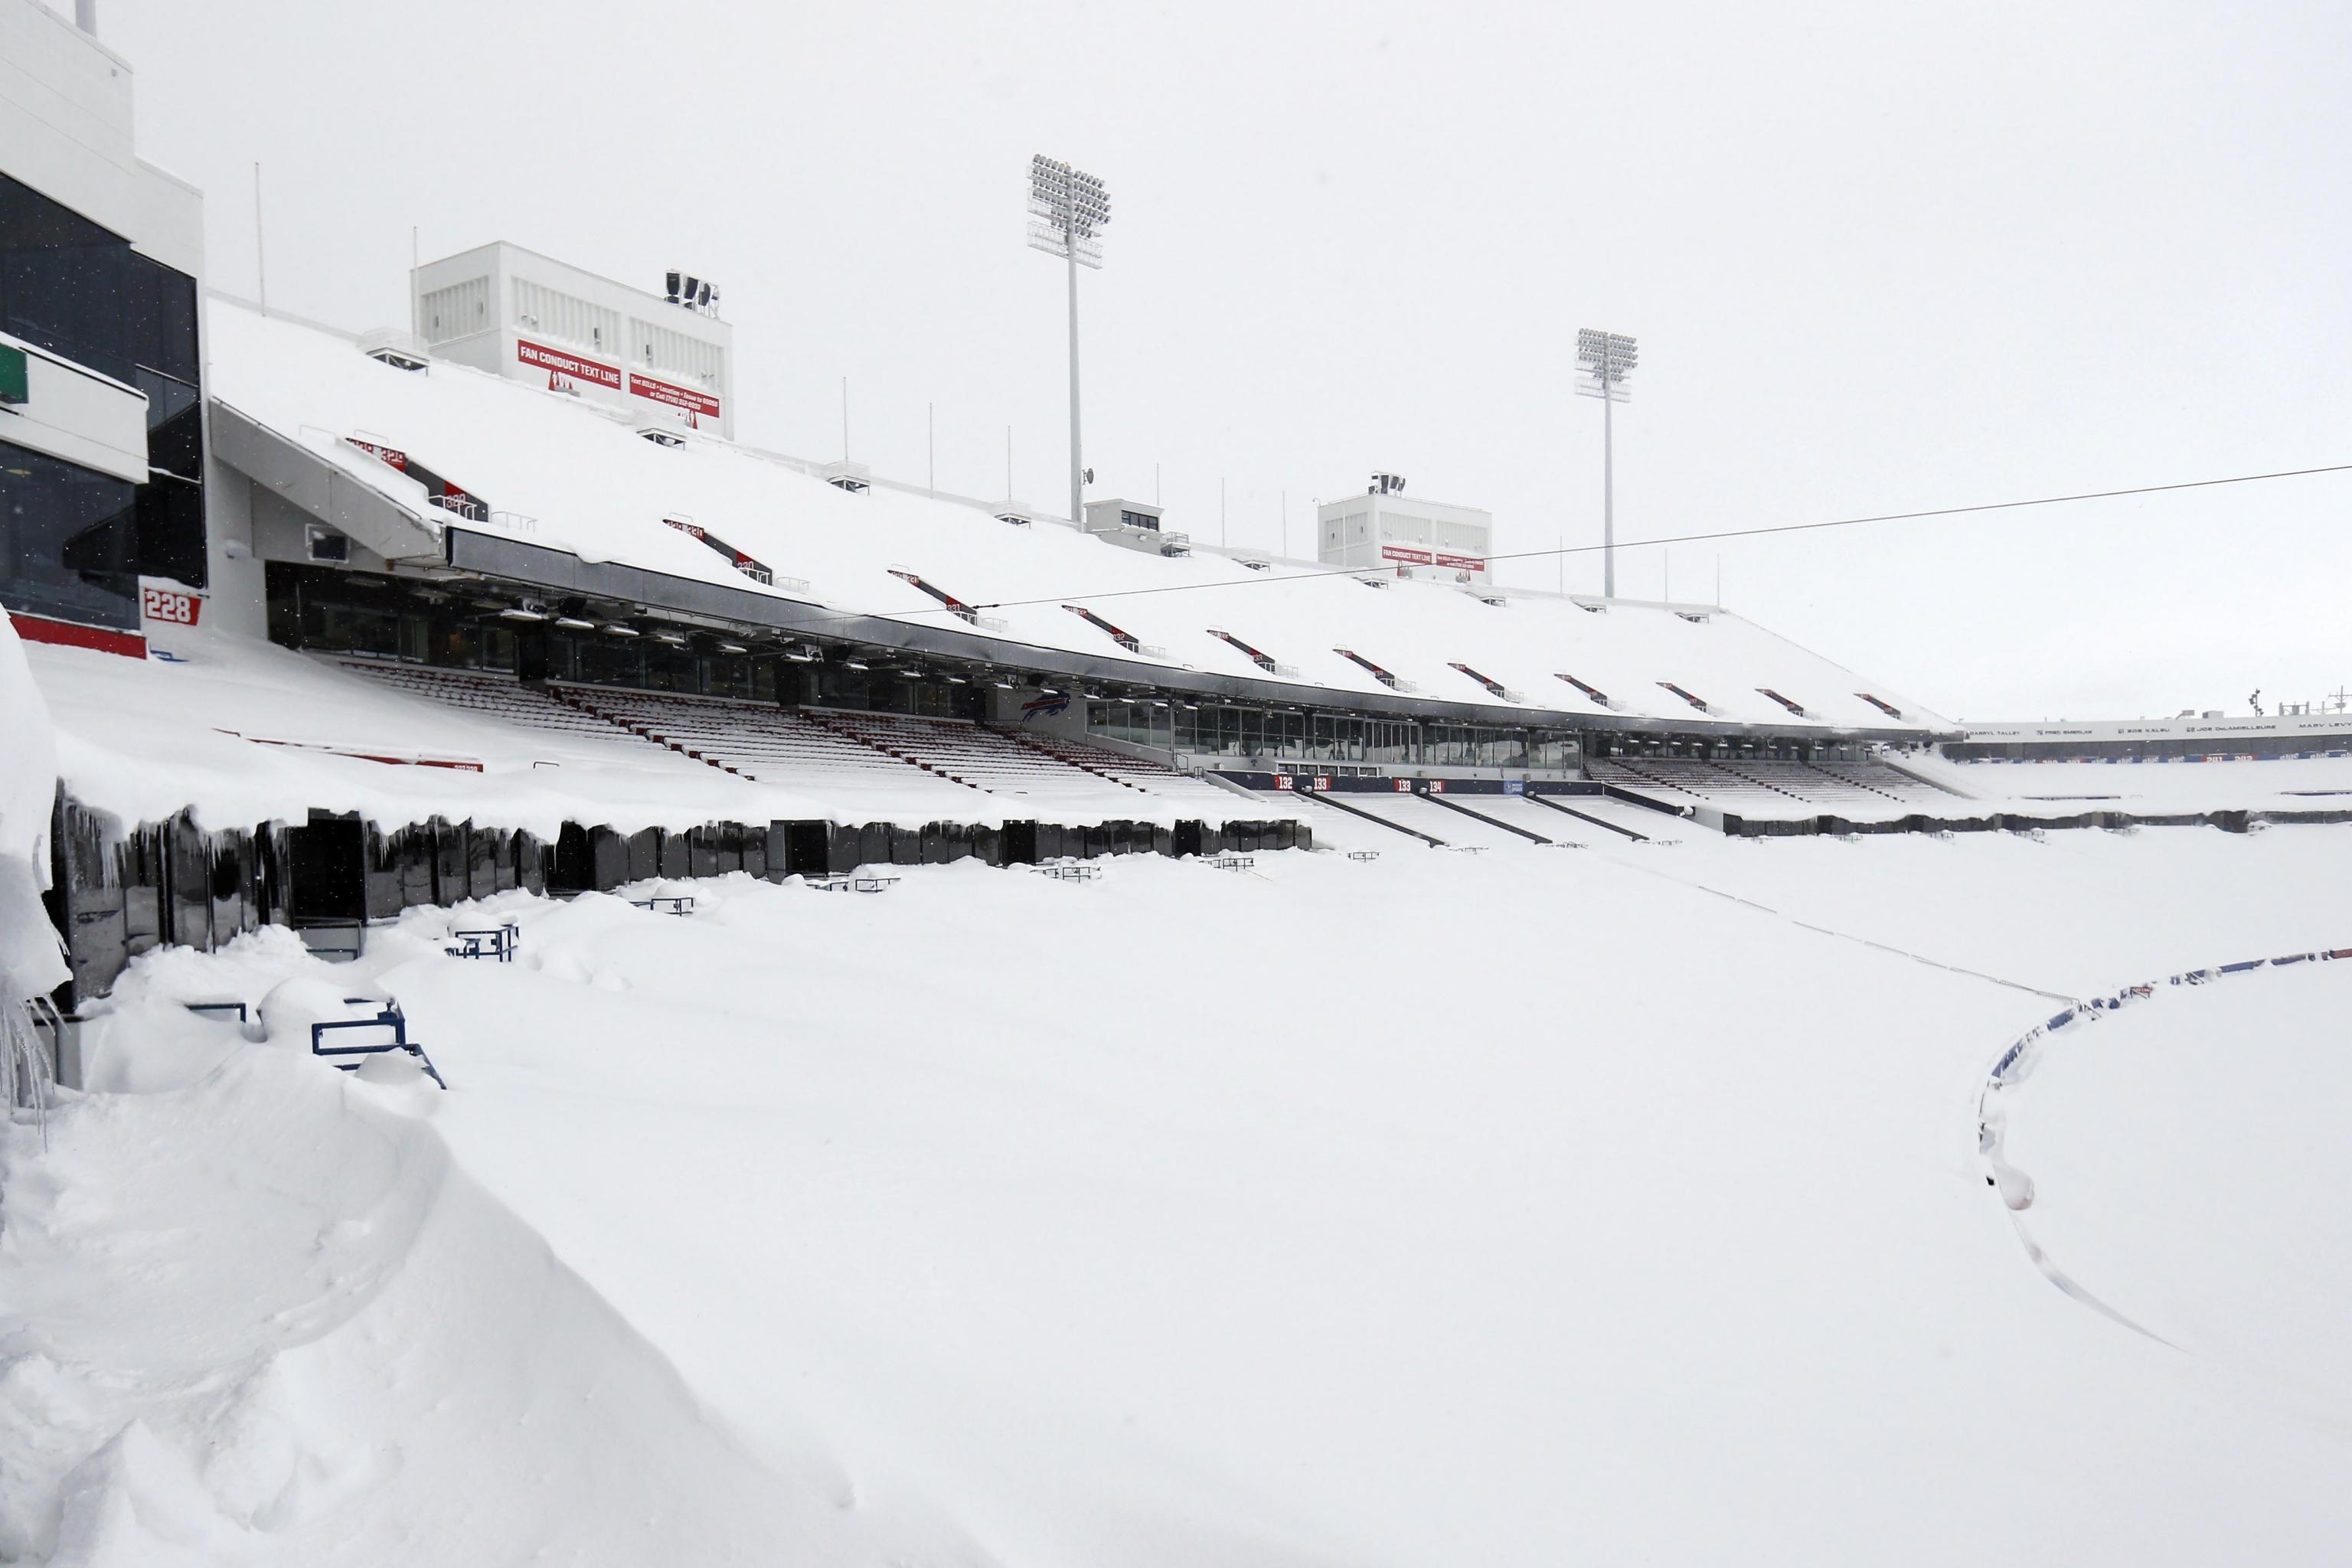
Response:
[2,994,54,1151]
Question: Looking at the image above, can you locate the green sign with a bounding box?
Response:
[0,344,26,406]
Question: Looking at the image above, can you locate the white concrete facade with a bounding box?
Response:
[0,328,146,482]
[0,0,256,640]
[1317,484,1492,583]
[413,243,737,440]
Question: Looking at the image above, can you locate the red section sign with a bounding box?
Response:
[1435,553,1486,572]
[517,338,622,389]
[629,372,721,420]
[345,437,407,471]
[1380,544,1433,565]
[139,580,202,626]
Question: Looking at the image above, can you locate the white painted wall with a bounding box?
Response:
[0,332,146,482]
[414,241,737,439]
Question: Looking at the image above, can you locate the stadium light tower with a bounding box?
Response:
[1027,155,1110,528]
[1575,328,1638,596]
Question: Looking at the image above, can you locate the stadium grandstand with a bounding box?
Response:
[5,0,2345,1020]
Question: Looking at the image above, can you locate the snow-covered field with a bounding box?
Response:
[5,822,2348,1565]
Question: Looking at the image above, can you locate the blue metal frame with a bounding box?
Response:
[630,895,695,916]
[446,923,519,962]
[312,998,448,1089]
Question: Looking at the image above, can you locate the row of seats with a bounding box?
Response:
[325,659,1263,817]
[330,660,691,756]
[557,690,1194,814]
[1014,730,1259,812]
[553,688,982,799]
[1586,756,1962,814]
[810,710,1132,803]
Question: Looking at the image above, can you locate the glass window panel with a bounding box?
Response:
[0,439,138,628]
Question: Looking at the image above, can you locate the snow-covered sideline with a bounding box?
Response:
[1916,750,2352,813]
[8,827,2350,1564]
[2000,959,2352,1412]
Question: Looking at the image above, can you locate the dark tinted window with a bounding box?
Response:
[124,253,199,385]
[132,475,205,586]
[0,438,139,629]
[136,368,203,480]
[0,175,136,384]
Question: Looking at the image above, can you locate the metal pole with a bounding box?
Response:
[1066,242,1083,527]
[1602,367,1615,597]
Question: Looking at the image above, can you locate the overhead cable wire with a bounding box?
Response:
[740,459,2352,634]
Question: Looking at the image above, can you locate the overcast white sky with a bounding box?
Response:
[83,0,2352,720]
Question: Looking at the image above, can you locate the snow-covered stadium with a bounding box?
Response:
[3,5,2350,1563]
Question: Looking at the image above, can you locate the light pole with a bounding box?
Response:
[1027,155,1110,528]
[1575,328,1638,596]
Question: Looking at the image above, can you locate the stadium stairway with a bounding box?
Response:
[809,711,1140,812]
[549,690,1008,810]
[326,660,723,776]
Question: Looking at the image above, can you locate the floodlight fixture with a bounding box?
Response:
[1027,153,1112,533]
[1573,327,1639,596]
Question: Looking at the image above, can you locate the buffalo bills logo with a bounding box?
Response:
[1021,692,1071,724]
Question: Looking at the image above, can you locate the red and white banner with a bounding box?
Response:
[1435,552,1486,572]
[517,338,622,389]
[1380,544,1433,565]
[139,577,203,627]
[629,371,720,420]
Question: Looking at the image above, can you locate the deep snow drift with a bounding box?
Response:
[5,822,2349,1566]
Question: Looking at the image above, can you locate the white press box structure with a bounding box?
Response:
[411,242,736,440]
[1317,473,1491,583]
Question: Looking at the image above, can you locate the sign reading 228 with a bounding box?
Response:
[141,585,201,626]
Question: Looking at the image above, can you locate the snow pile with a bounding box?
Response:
[0,614,66,1002]
[11,829,2349,1563]
[0,933,982,1566]
[0,612,64,1121]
